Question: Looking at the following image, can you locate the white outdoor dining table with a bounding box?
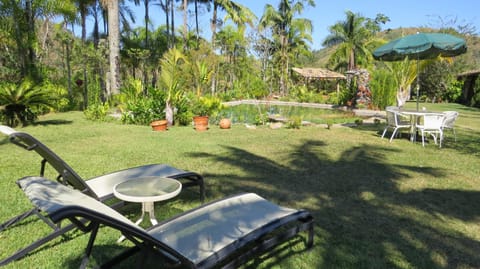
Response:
[398,109,443,142]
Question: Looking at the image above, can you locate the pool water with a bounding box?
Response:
[218,104,357,125]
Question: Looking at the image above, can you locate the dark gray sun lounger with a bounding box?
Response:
[0,125,205,265]
[16,176,314,268]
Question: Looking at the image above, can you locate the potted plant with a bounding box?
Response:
[150,119,168,131]
[191,96,224,131]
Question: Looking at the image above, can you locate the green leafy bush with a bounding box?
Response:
[191,95,224,117]
[443,80,463,103]
[286,116,302,129]
[173,94,193,126]
[117,79,160,125]
[121,97,165,125]
[369,69,397,109]
[84,103,110,121]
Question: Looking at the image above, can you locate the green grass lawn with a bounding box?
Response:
[1,103,480,268]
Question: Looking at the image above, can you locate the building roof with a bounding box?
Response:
[292,67,346,80]
[457,69,480,77]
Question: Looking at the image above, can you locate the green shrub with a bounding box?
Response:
[338,79,357,106]
[254,112,268,125]
[369,69,397,109]
[84,103,110,121]
[121,98,164,125]
[120,86,167,125]
[286,116,302,129]
[190,95,224,117]
[443,80,463,103]
[174,94,193,126]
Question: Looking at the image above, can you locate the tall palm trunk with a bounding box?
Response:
[210,2,218,95]
[170,0,175,48]
[79,2,89,108]
[183,0,188,49]
[143,0,150,92]
[162,0,171,48]
[348,49,355,70]
[194,0,199,46]
[144,0,149,46]
[210,2,218,46]
[106,0,121,96]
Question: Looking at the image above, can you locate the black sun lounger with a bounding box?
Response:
[0,125,205,265]
[16,176,314,268]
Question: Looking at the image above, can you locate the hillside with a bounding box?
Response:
[308,27,480,72]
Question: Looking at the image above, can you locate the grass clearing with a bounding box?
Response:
[1,103,480,268]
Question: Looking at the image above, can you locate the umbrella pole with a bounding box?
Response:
[416,58,420,111]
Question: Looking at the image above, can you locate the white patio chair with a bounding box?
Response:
[442,111,459,142]
[381,108,411,142]
[416,113,445,147]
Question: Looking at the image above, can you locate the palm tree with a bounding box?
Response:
[209,0,255,46]
[158,0,176,48]
[159,48,187,126]
[188,0,210,46]
[322,10,375,72]
[131,0,151,47]
[259,0,315,95]
[73,0,96,108]
[207,0,255,94]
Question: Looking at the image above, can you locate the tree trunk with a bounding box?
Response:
[348,49,355,71]
[194,0,199,47]
[183,0,188,49]
[210,2,218,95]
[170,0,175,48]
[165,102,174,126]
[107,0,121,96]
[80,4,89,108]
[163,0,171,48]
[396,85,411,108]
[145,0,149,46]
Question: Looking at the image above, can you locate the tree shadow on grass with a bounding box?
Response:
[32,119,73,126]
[191,141,480,268]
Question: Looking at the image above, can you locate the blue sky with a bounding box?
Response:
[126,0,479,50]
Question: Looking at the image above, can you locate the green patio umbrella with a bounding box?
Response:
[373,32,467,109]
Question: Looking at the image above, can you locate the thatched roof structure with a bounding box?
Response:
[457,69,480,78]
[292,67,346,80]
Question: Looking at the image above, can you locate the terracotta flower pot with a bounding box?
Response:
[150,120,168,131]
[193,116,209,131]
[219,118,231,129]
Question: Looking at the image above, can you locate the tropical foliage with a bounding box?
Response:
[0,79,59,126]
[0,0,478,128]
[259,0,315,95]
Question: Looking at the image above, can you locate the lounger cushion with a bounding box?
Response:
[150,192,298,264]
[85,164,192,200]
[18,177,136,228]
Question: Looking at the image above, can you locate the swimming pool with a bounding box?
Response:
[218,101,358,125]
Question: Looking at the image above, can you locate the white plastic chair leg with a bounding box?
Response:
[390,129,398,142]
